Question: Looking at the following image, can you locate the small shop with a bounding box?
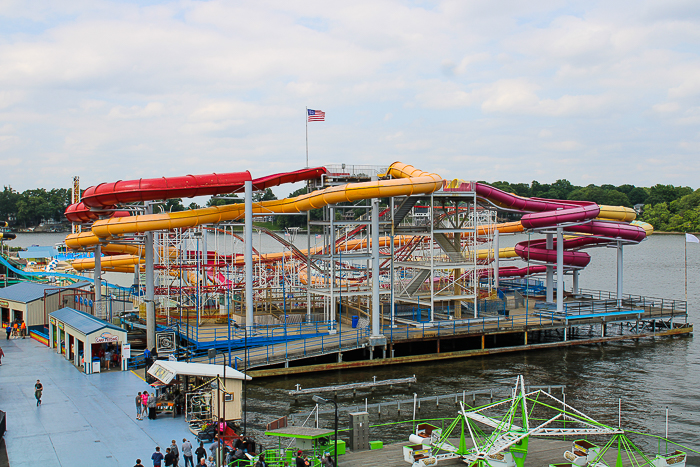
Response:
[147,360,251,428]
[48,307,129,374]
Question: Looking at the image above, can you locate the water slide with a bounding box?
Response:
[63,162,649,281]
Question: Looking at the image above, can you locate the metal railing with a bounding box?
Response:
[198,327,371,370]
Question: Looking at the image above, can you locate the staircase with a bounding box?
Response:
[434,233,465,261]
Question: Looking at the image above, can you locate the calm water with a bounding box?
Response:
[10,232,700,454]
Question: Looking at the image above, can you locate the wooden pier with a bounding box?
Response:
[341,438,654,467]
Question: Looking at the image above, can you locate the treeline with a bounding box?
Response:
[488,179,698,232]
[0,187,71,228]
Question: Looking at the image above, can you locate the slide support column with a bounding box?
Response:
[617,241,623,308]
[94,243,102,303]
[371,197,381,338]
[546,233,554,304]
[556,227,564,313]
[245,181,254,328]
[494,229,500,289]
[573,270,579,295]
[145,203,155,350]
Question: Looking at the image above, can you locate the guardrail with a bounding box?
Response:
[173,320,336,347]
[578,289,687,315]
[199,327,371,370]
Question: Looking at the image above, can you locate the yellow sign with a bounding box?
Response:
[0,300,8,307]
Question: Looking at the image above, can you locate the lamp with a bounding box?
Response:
[312,395,338,467]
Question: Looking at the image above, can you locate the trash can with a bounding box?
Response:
[351,315,359,328]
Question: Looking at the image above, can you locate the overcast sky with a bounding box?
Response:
[1,0,700,197]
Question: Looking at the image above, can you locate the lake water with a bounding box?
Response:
[9,231,700,455]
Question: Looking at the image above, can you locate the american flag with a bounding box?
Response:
[307,109,325,122]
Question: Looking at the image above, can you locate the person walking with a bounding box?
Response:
[151,447,164,467]
[134,459,145,467]
[5,324,10,340]
[0,345,4,365]
[34,380,43,406]
[181,438,194,467]
[148,392,157,419]
[136,392,143,420]
[195,442,206,465]
[20,321,26,339]
[170,439,179,467]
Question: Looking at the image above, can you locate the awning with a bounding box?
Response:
[147,360,252,385]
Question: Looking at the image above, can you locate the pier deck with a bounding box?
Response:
[342,438,656,467]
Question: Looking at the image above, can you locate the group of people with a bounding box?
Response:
[138,439,216,467]
[4,320,26,339]
[95,342,121,370]
[136,391,158,420]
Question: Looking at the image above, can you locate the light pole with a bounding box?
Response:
[312,395,338,467]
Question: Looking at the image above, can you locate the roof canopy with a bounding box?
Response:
[49,307,125,336]
[0,282,90,304]
[147,360,251,385]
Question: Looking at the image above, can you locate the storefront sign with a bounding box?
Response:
[49,317,56,326]
[58,322,64,330]
[148,362,176,384]
[0,300,8,307]
[95,331,119,343]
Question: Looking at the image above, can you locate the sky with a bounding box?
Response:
[1,0,700,198]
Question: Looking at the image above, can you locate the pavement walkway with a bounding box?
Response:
[0,337,198,466]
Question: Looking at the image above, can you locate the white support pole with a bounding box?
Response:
[330,206,336,330]
[307,210,311,321]
[94,243,102,303]
[556,227,564,313]
[390,196,395,328]
[572,270,579,295]
[617,241,623,308]
[371,197,381,337]
[145,203,155,351]
[494,229,500,289]
[245,181,254,328]
[546,233,554,304]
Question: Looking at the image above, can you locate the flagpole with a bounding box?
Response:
[685,235,688,302]
[305,106,309,168]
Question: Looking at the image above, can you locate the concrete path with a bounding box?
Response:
[0,338,196,466]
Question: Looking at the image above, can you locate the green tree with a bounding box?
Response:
[163,198,185,212]
[640,202,671,230]
[253,188,277,202]
[207,194,240,207]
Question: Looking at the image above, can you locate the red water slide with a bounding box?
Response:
[64,167,327,222]
[464,182,646,276]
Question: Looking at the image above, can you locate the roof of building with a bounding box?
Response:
[49,307,125,336]
[148,360,251,383]
[18,246,59,259]
[0,281,91,304]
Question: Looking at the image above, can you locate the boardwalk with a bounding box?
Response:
[342,438,654,467]
[0,338,192,467]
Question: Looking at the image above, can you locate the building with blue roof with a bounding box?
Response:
[49,307,128,374]
[0,281,91,327]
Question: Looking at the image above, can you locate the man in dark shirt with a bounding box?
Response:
[295,451,306,467]
[164,447,175,467]
[151,447,164,467]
